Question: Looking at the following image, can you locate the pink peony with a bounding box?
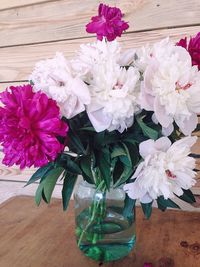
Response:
[0,84,68,169]
[86,3,129,41]
[177,32,200,70]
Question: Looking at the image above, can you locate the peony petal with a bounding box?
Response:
[162,123,174,136]
[154,96,173,128]
[70,77,91,105]
[87,106,111,132]
[175,113,198,135]
[155,137,172,152]
[139,82,155,111]
[132,162,145,178]
[119,49,136,66]
[139,139,156,159]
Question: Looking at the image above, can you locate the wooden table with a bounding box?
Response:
[1,196,200,267]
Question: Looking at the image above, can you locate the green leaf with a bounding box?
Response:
[120,143,132,167]
[25,162,54,186]
[157,196,180,209]
[141,201,153,219]
[124,141,139,166]
[35,180,45,206]
[113,164,132,188]
[123,195,136,220]
[157,199,167,212]
[111,146,127,158]
[98,148,111,190]
[68,131,86,155]
[43,167,64,203]
[62,173,77,211]
[66,158,81,175]
[94,131,105,148]
[80,155,94,184]
[136,116,158,140]
[177,189,196,204]
[80,126,95,132]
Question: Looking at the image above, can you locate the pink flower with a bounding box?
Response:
[86,3,129,41]
[0,84,68,169]
[177,32,200,70]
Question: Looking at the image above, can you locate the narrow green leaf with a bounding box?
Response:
[157,199,167,212]
[120,143,132,167]
[35,181,45,206]
[68,131,86,155]
[123,195,136,220]
[43,167,64,203]
[25,162,54,186]
[80,126,95,132]
[136,116,158,140]
[66,158,82,175]
[114,164,132,188]
[111,146,127,158]
[177,189,196,204]
[157,196,180,209]
[62,173,77,211]
[124,141,139,166]
[80,155,94,183]
[98,148,111,190]
[141,201,153,219]
[94,131,105,148]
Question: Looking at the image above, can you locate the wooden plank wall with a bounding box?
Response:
[0,0,200,207]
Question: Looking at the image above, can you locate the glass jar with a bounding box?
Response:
[74,179,136,262]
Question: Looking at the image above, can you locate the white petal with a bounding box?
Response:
[139,139,156,159]
[70,78,91,105]
[132,162,145,178]
[155,137,172,152]
[175,113,198,135]
[87,107,111,132]
[162,124,174,136]
[154,97,173,128]
[139,82,155,111]
[119,49,136,66]
[140,193,153,204]
[124,181,147,200]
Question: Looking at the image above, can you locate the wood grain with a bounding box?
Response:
[0,0,200,47]
[1,25,199,82]
[0,182,62,204]
[0,0,57,11]
[1,196,200,267]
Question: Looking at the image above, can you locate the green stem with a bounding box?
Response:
[77,182,107,247]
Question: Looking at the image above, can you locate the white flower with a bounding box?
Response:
[138,38,200,135]
[30,53,91,119]
[134,38,175,72]
[73,39,140,132]
[87,65,140,132]
[71,39,121,82]
[124,136,197,203]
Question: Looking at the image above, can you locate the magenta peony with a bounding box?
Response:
[0,84,68,169]
[177,32,200,70]
[86,3,129,41]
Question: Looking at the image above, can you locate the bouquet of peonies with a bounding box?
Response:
[0,3,200,261]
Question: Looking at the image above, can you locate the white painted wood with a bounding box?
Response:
[0,181,62,204]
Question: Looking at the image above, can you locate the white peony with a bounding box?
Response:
[71,39,121,82]
[87,65,140,132]
[73,39,140,132]
[134,38,175,72]
[30,53,91,119]
[124,136,197,203]
[138,38,200,135]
